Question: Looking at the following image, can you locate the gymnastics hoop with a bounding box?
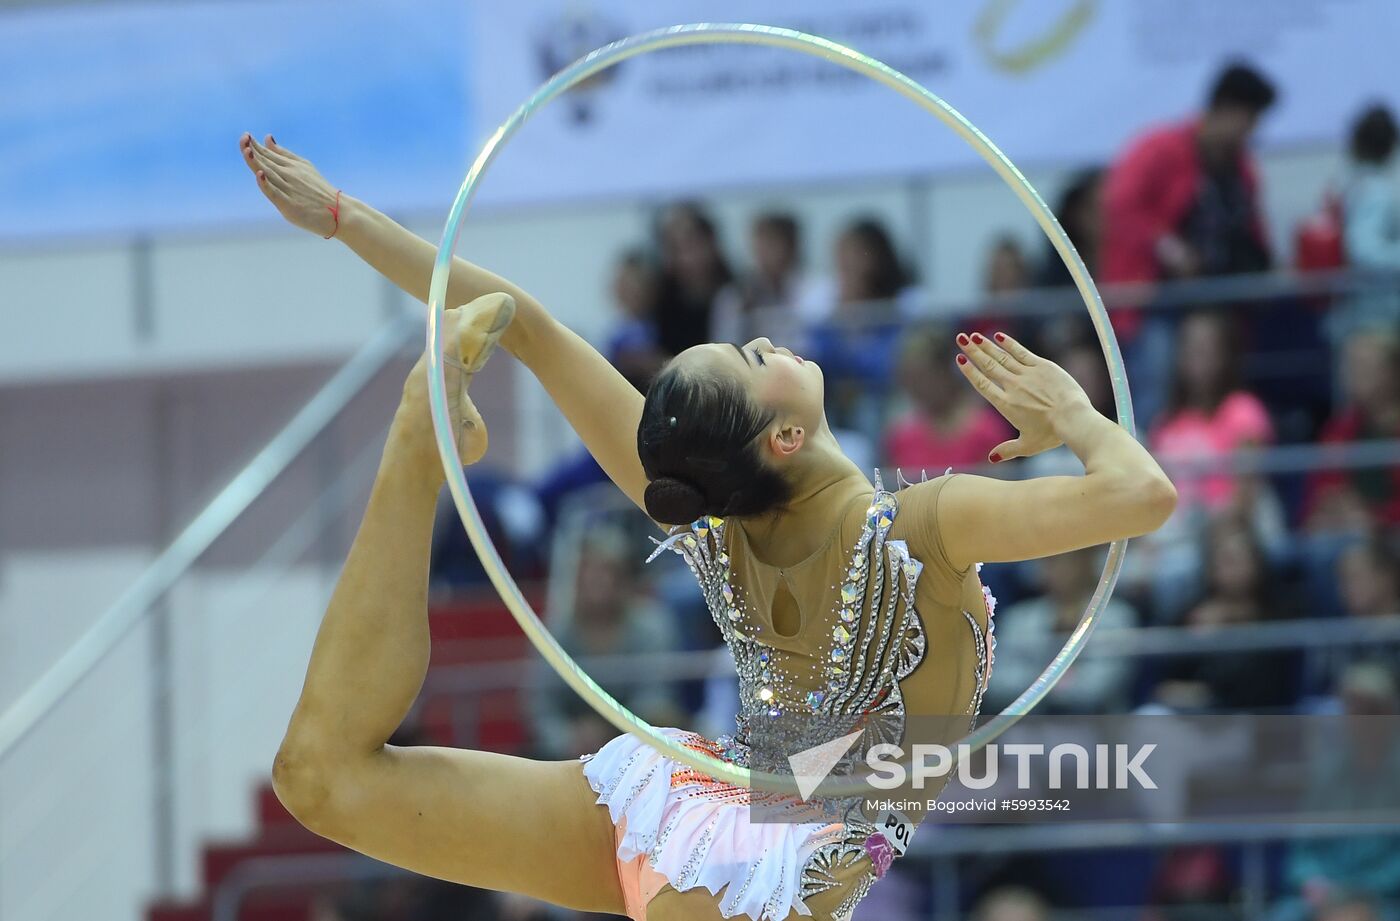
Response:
[426,23,1132,799]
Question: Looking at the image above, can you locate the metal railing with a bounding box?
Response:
[8,263,1391,762]
[4,264,1397,920]
[414,613,1400,713]
[829,264,1400,324]
[0,315,418,760]
[206,801,1398,921]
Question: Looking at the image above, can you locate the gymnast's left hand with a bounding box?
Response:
[955,330,1093,462]
[238,133,340,238]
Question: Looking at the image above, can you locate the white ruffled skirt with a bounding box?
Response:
[581,727,851,921]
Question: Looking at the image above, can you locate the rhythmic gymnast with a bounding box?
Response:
[242,133,1176,921]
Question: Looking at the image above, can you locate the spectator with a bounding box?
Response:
[970,234,1031,338]
[1282,666,1400,921]
[883,326,1012,474]
[807,217,917,430]
[1330,105,1400,344]
[604,248,664,391]
[1306,333,1400,532]
[529,528,685,759]
[1038,168,1106,288]
[653,201,734,356]
[1316,897,1388,921]
[1032,169,1105,353]
[1151,311,1276,513]
[832,217,916,312]
[986,236,1030,295]
[1128,311,1285,620]
[1102,62,1276,427]
[971,886,1051,921]
[1147,845,1236,921]
[1152,515,1299,711]
[985,547,1138,714]
[1310,539,1400,695]
[712,211,821,349]
[1339,538,1400,626]
[1102,61,1276,296]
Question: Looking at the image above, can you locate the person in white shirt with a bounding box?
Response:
[1333,105,1400,342]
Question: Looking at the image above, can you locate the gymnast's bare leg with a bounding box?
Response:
[266,291,866,920]
[271,295,628,914]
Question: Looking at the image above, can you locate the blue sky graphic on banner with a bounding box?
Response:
[0,0,473,242]
[5,0,1398,239]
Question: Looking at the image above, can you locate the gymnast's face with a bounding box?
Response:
[673,337,827,453]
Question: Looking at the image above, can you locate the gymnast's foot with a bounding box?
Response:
[400,292,516,468]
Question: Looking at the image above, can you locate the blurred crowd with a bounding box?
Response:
[402,62,1400,921]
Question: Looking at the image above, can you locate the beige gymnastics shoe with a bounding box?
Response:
[438,293,516,466]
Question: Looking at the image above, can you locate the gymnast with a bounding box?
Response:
[242,133,1176,921]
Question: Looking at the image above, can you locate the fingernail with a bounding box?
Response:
[269,135,276,144]
[956,333,969,346]
[990,452,1003,463]
[956,354,968,365]
[994,332,1005,342]
[971,333,984,344]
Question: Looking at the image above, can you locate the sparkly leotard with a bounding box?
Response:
[582,472,996,921]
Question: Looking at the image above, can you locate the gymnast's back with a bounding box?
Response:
[655,471,994,761]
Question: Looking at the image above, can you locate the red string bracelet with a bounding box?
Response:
[324,189,342,239]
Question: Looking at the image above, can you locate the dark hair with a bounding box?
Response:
[1054,168,1104,250]
[1165,309,1242,415]
[616,246,654,273]
[655,201,735,284]
[1351,104,1398,165]
[753,212,800,253]
[1343,536,1400,583]
[1207,62,1277,114]
[840,217,910,300]
[637,364,792,525]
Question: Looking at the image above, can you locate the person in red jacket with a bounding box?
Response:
[1102,63,1277,329]
[1101,62,1277,428]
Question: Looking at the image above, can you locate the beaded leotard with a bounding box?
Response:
[579,470,996,912]
[644,471,996,911]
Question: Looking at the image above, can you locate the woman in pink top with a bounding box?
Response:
[1150,311,1274,511]
[885,328,1014,472]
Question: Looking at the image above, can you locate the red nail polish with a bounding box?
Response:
[971,333,984,344]
[990,452,1003,463]
[994,332,1005,342]
[956,354,968,365]
[956,333,969,346]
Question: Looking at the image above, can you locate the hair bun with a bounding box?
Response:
[644,476,708,526]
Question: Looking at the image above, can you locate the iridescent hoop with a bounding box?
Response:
[426,23,1131,798]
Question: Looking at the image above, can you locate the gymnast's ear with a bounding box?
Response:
[769,423,804,460]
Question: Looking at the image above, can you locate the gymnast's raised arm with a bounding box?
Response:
[239,133,650,511]
[928,331,1177,569]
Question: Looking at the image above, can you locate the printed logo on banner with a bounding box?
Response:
[534,8,630,125]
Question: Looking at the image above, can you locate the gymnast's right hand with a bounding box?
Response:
[239,133,341,238]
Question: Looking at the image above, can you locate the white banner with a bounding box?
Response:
[466,0,1400,206]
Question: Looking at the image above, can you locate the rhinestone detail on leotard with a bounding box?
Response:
[647,471,996,909]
